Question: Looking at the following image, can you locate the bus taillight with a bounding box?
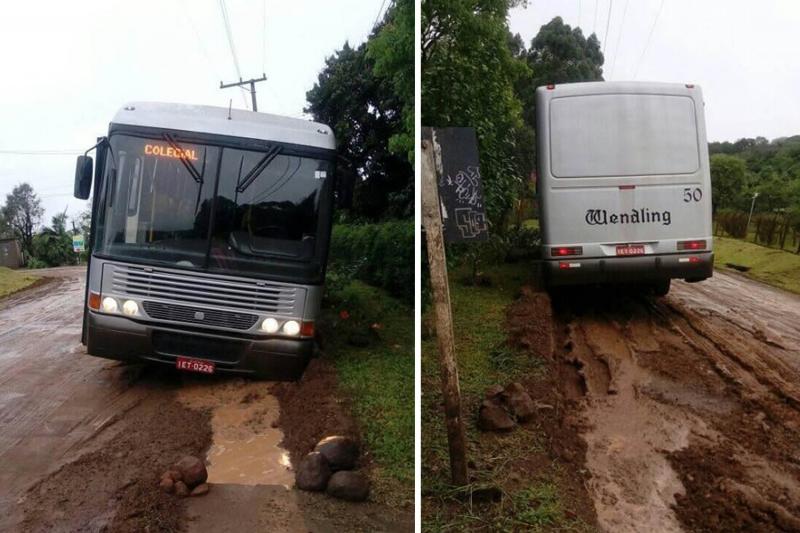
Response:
[300,321,315,337]
[677,240,706,251]
[551,246,583,257]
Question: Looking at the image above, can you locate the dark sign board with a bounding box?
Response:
[429,127,489,243]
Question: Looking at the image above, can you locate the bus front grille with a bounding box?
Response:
[110,264,299,314]
[142,301,259,330]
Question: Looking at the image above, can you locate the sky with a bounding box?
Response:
[510,0,800,143]
[0,0,385,225]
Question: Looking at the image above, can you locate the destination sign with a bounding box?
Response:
[144,143,199,161]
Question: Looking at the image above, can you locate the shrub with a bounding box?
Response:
[329,220,414,304]
[716,210,749,238]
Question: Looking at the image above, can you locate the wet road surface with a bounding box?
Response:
[552,270,800,532]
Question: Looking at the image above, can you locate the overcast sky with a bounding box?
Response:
[510,0,800,143]
[0,0,384,225]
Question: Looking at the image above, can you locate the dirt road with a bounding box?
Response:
[0,267,410,532]
[551,270,800,532]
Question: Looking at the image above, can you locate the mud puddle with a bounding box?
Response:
[177,378,294,487]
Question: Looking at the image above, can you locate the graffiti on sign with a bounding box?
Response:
[433,128,488,243]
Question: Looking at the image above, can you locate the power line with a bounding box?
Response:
[218,0,249,109]
[372,0,388,32]
[593,0,598,34]
[609,0,629,79]
[633,0,665,79]
[179,0,224,84]
[261,0,266,73]
[602,0,613,55]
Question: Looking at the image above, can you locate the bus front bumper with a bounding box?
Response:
[544,252,714,286]
[86,311,313,380]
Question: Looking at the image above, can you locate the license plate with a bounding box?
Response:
[175,357,215,374]
[616,244,645,256]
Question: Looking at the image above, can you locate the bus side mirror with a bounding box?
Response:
[336,168,356,210]
[74,156,93,200]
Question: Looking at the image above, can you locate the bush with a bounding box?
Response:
[716,210,749,238]
[329,220,414,304]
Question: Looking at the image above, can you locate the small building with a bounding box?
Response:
[0,238,23,268]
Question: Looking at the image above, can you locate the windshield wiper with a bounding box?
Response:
[236,145,282,193]
[162,133,203,184]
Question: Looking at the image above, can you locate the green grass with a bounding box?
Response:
[521,218,540,231]
[324,281,414,506]
[0,267,39,299]
[422,262,591,532]
[714,236,800,295]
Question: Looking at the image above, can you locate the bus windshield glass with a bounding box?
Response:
[94,134,332,276]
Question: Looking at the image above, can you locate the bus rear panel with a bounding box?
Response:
[536,82,714,290]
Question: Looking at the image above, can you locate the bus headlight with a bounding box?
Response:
[261,317,280,333]
[282,320,301,336]
[101,297,118,313]
[122,300,139,316]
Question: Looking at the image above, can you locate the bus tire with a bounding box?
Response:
[653,279,671,297]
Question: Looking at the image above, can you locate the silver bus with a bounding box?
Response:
[536,81,714,295]
[73,102,351,379]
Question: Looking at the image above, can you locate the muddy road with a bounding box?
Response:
[551,270,800,532]
[0,267,410,532]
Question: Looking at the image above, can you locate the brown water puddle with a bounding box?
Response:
[177,379,294,487]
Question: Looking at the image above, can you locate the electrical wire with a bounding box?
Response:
[372,0,389,32]
[602,0,613,55]
[593,0,598,34]
[179,0,225,85]
[262,0,267,74]
[633,0,665,79]
[218,0,250,109]
[609,0,629,79]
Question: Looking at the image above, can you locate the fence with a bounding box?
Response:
[715,210,800,253]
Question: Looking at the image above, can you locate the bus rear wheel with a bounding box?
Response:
[652,279,671,297]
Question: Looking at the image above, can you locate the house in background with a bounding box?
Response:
[0,238,23,268]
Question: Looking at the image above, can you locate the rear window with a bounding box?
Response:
[549,93,700,178]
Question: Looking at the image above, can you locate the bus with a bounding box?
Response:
[535,81,713,296]
[73,102,351,379]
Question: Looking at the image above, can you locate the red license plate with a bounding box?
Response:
[175,357,215,374]
[616,244,645,256]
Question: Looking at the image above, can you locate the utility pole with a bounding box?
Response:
[220,74,268,112]
[747,191,760,238]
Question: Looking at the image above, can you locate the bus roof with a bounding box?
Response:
[535,80,701,98]
[110,102,336,150]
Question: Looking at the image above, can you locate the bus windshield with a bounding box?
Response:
[94,134,332,277]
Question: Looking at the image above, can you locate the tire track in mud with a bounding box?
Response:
[551,279,800,532]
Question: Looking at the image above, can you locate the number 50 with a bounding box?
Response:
[683,188,702,202]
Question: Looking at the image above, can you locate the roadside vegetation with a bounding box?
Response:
[421,262,591,532]
[0,266,39,299]
[714,235,800,295]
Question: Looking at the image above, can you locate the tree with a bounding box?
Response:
[368,0,414,163]
[518,17,604,127]
[423,0,530,228]
[1,183,43,261]
[306,39,413,221]
[710,154,748,213]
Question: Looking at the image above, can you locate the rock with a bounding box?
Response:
[484,384,504,399]
[314,436,359,471]
[477,400,515,432]
[174,480,189,497]
[501,382,536,422]
[173,456,207,488]
[159,476,174,494]
[165,469,182,482]
[326,470,369,502]
[190,483,210,497]
[295,452,332,491]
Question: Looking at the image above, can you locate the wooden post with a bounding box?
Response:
[421,135,469,486]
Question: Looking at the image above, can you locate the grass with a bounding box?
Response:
[0,267,39,299]
[714,236,800,295]
[421,262,591,532]
[324,280,414,506]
